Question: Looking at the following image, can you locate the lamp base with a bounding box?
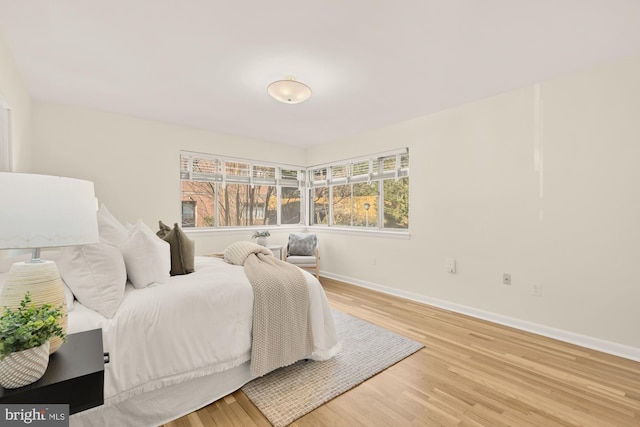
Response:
[0,260,67,354]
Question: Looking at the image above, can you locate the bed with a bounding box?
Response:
[0,250,339,427]
[0,203,340,426]
[64,255,340,426]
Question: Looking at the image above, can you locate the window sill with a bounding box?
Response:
[183,225,306,236]
[307,225,411,239]
[183,225,409,239]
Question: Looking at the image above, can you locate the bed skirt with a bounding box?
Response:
[70,362,253,427]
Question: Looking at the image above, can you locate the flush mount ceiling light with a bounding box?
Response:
[267,76,312,104]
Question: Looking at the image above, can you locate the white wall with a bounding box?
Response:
[307,57,640,353]
[31,102,306,254]
[29,56,640,357]
[0,31,32,172]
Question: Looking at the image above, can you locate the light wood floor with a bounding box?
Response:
[164,277,640,427]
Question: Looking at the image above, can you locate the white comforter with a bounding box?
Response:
[67,256,340,406]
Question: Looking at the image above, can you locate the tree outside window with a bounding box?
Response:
[383,177,409,229]
[281,187,301,225]
[311,187,329,225]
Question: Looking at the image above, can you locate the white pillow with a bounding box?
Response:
[97,204,129,247]
[57,242,127,318]
[61,278,75,311]
[121,220,170,289]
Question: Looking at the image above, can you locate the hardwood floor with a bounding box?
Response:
[164,277,640,426]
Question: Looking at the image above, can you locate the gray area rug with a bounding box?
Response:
[241,310,424,427]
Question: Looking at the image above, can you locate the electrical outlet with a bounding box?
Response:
[446,258,456,274]
[503,273,511,285]
[371,257,376,266]
[532,284,542,297]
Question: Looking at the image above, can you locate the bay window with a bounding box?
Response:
[180,148,408,231]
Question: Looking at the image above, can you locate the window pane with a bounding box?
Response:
[354,182,378,227]
[180,154,190,179]
[312,168,327,182]
[191,157,218,181]
[351,161,369,176]
[182,201,196,227]
[384,177,409,229]
[330,183,377,227]
[400,153,409,169]
[281,187,301,225]
[382,156,396,172]
[181,181,216,227]
[218,184,276,226]
[280,168,300,187]
[311,187,329,225]
[332,184,352,226]
[256,185,277,225]
[331,164,347,180]
[253,165,276,181]
[218,184,241,226]
[225,161,250,178]
[281,168,298,180]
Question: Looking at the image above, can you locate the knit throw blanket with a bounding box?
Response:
[224,241,313,377]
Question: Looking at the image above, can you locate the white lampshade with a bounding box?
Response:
[0,172,99,249]
[267,77,312,104]
[0,173,98,355]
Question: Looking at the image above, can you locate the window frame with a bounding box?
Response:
[180,148,409,234]
[307,148,409,232]
[180,151,306,230]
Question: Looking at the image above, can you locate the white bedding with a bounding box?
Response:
[67,256,340,412]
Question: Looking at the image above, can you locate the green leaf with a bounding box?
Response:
[0,291,66,357]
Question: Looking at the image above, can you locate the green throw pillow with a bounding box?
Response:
[157,221,195,276]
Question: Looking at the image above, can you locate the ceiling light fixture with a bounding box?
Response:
[267,76,312,104]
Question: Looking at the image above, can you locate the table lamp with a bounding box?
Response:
[0,173,99,353]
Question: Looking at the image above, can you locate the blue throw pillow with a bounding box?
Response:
[288,234,317,256]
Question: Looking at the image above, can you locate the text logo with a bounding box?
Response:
[0,405,68,426]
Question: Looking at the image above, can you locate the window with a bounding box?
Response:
[180,149,409,232]
[309,149,409,230]
[180,152,305,229]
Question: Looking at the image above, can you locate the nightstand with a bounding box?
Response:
[0,328,105,415]
[267,244,283,260]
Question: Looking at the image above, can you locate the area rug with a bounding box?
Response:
[241,310,424,427]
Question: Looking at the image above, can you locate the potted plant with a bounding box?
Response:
[251,231,271,246]
[0,292,66,389]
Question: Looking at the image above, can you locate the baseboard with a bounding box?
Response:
[320,271,640,363]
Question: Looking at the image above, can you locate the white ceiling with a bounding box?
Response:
[1,1,640,147]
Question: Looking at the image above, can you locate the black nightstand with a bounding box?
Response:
[0,328,105,414]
